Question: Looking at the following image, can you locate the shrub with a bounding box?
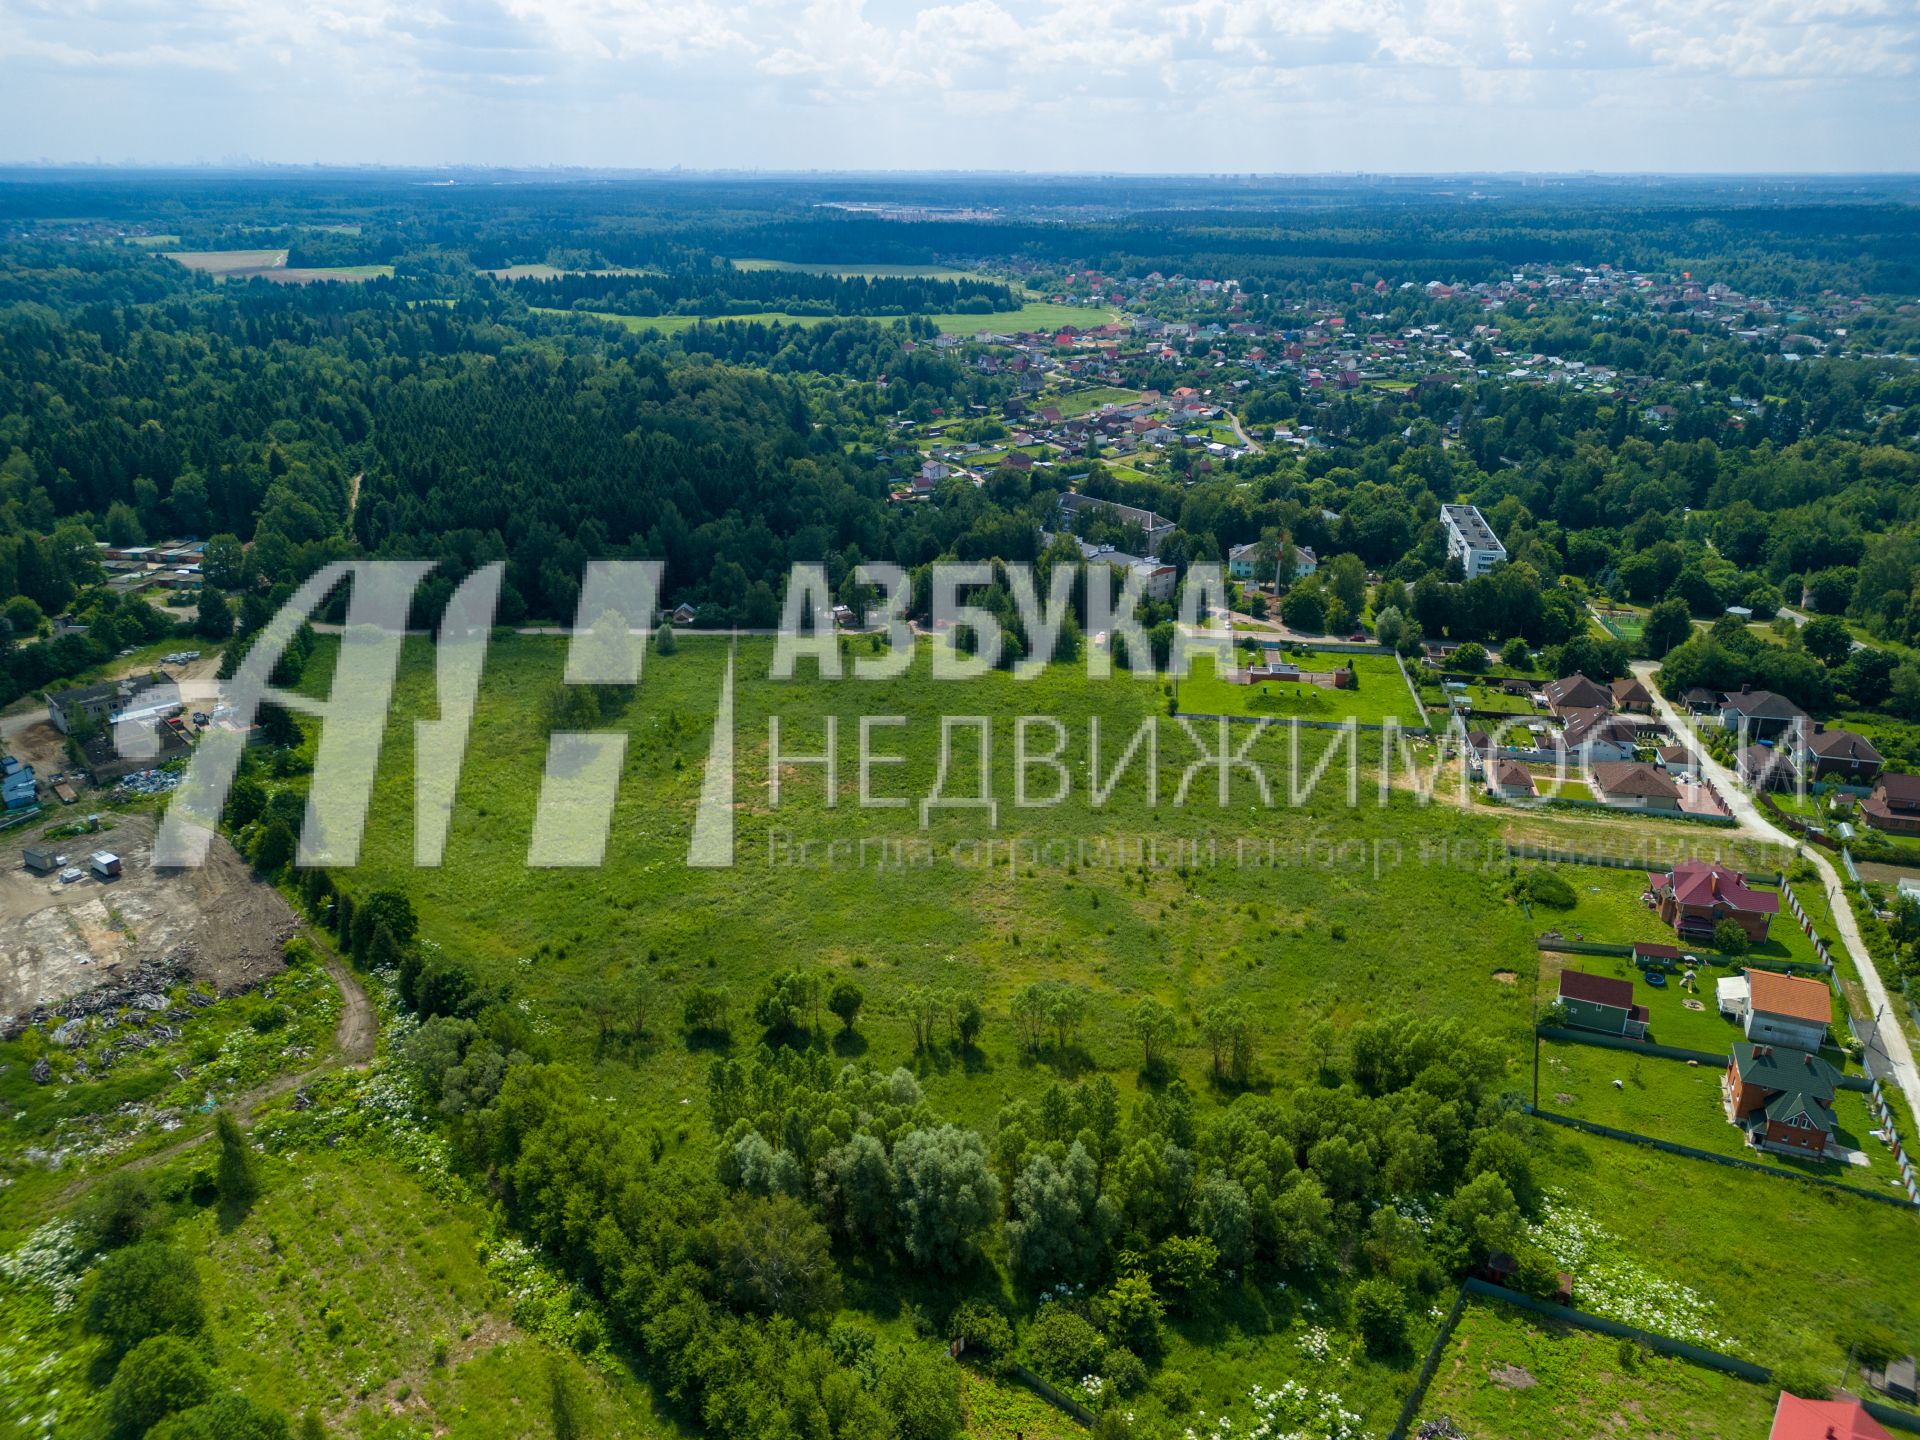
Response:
[1351,1277,1407,1355]
[104,1335,215,1440]
[874,1346,963,1440]
[81,1171,162,1251]
[947,1302,1014,1374]
[84,1242,205,1356]
[1026,1305,1106,1382]
[1522,868,1576,909]
[1101,1347,1147,1398]
[146,1393,290,1440]
[1712,919,1750,956]
[1093,1272,1164,1357]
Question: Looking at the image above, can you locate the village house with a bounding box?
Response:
[1862,774,1920,836]
[1768,1392,1895,1440]
[1724,1041,1838,1157]
[1488,759,1536,799]
[1591,760,1682,812]
[1543,673,1613,718]
[1715,969,1831,1052]
[1656,744,1699,776]
[1609,676,1653,712]
[1794,723,1883,783]
[1555,708,1643,763]
[1647,860,1778,944]
[1718,684,1809,740]
[1739,743,1797,792]
[1556,969,1648,1038]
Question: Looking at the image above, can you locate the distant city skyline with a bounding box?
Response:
[3,0,1916,174]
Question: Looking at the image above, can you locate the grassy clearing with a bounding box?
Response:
[1537,1040,1900,1194]
[266,265,395,283]
[1177,652,1420,726]
[535,301,1114,338]
[1053,386,1143,415]
[927,303,1116,334]
[165,249,287,275]
[301,634,1537,1143]
[188,1148,666,1435]
[1530,1118,1920,1382]
[1416,1297,1779,1439]
[123,234,181,248]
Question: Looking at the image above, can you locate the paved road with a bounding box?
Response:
[1634,659,1920,1136]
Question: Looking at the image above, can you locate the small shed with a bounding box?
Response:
[23,845,58,874]
[89,850,121,879]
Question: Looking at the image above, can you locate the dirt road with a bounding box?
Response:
[56,950,375,1200]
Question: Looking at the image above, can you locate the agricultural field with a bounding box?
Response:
[1176,652,1422,727]
[1536,1040,1899,1194]
[164,248,288,276]
[1415,1297,1780,1439]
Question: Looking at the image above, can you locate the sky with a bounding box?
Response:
[3,0,1917,173]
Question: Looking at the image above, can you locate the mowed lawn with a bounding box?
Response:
[1537,1041,1899,1195]
[1530,864,1829,973]
[1534,948,1847,1060]
[1417,1298,1780,1440]
[307,634,1539,1141]
[1530,1119,1920,1383]
[1177,652,1421,726]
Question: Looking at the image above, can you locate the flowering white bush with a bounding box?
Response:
[1185,1381,1371,1440]
[1529,1195,1732,1351]
[1295,1325,1333,1362]
[0,1222,85,1313]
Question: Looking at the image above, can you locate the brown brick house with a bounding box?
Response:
[1723,1041,1837,1157]
[1861,774,1920,837]
[1647,860,1778,944]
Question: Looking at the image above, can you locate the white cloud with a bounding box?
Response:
[0,0,1913,167]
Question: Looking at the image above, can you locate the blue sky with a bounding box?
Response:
[3,0,1916,171]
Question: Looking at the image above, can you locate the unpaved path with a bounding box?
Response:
[56,950,375,1200]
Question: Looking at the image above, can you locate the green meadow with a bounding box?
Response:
[1416,1298,1780,1439]
[310,634,1538,1138]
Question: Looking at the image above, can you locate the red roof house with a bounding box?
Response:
[1769,1392,1894,1440]
[1648,861,1778,944]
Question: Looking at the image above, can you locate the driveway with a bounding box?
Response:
[1633,659,1920,1136]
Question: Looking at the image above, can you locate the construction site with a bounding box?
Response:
[0,810,297,1034]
